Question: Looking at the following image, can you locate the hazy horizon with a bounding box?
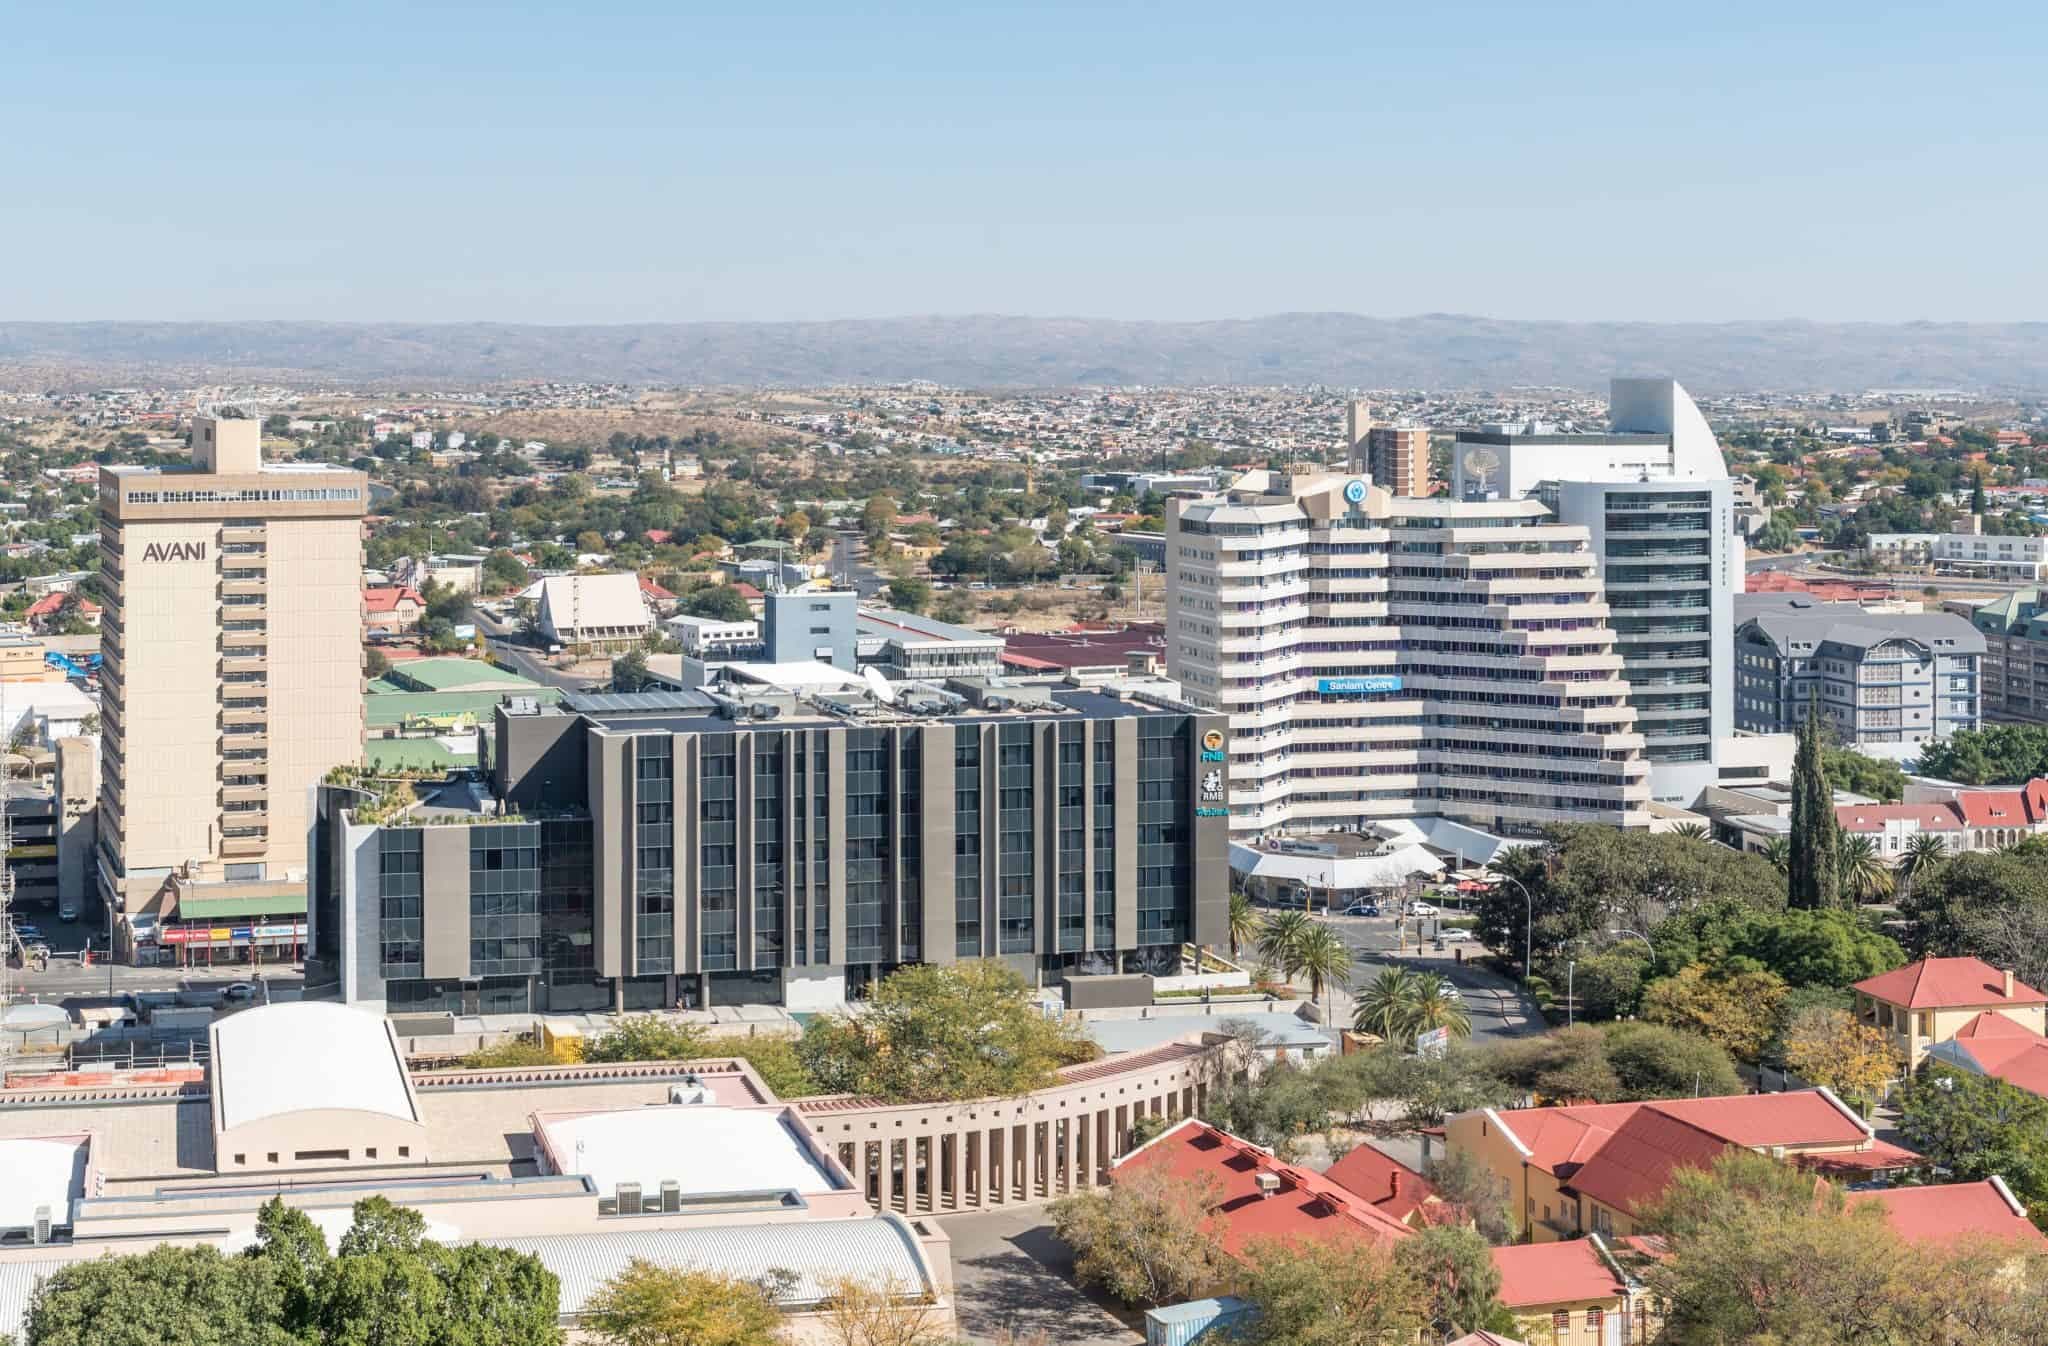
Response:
[8,1,2046,327]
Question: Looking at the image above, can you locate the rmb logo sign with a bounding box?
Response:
[141,541,207,563]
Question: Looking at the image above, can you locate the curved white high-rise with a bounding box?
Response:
[1166,471,1649,840]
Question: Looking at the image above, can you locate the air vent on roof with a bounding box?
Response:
[1254,1171,1282,1198]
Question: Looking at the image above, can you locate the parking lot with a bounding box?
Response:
[938,1206,1140,1346]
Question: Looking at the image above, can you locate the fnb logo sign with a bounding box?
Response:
[141,541,207,562]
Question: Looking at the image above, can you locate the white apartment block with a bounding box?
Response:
[1867,529,2048,582]
[1166,472,1649,842]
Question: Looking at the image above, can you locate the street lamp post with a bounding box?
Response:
[1609,928,1655,958]
[1491,872,1534,980]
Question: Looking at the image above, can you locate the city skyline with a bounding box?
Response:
[7,1,2045,325]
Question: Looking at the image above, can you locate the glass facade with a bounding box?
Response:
[635,739,676,974]
[337,708,1213,1011]
[377,829,422,980]
[954,733,982,957]
[997,725,1035,953]
[469,823,541,978]
[843,728,888,962]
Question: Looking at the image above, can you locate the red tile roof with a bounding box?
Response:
[1490,1240,1626,1309]
[1853,957,2048,1010]
[1834,802,1964,834]
[1942,1012,2048,1099]
[1323,1143,1437,1222]
[732,583,764,600]
[1647,1091,1871,1150]
[1953,782,2048,828]
[363,585,423,613]
[1850,1180,2047,1247]
[638,577,675,600]
[1112,1119,1414,1257]
[1564,1107,1734,1218]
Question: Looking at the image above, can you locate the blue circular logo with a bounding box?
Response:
[1343,479,1367,504]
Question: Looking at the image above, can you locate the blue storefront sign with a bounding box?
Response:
[1317,675,1403,695]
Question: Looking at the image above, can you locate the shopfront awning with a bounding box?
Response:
[174,892,308,922]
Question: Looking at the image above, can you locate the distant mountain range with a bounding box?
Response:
[3,315,2046,393]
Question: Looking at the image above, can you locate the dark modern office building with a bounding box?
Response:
[308,679,1230,1014]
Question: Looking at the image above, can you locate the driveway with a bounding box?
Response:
[937,1206,1141,1346]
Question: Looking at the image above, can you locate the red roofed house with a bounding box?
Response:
[1440,1090,1919,1244]
[1850,1178,2047,1249]
[1925,1008,2048,1100]
[1832,801,1969,860]
[363,585,425,634]
[1109,1118,1414,1259]
[24,591,99,633]
[1950,779,2048,850]
[637,575,678,616]
[1852,956,2048,1069]
[1322,1142,1439,1225]
[1492,1237,1653,1346]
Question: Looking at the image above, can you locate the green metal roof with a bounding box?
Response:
[367,687,561,728]
[176,893,308,921]
[385,657,540,693]
[367,738,476,770]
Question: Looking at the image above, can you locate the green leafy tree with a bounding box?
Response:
[1421,1148,1516,1244]
[1236,1236,1426,1346]
[584,1015,709,1063]
[1603,1021,1742,1099]
[1481,1026,1620,1102]
[1051,1167,1228,1309]
[1781,1006,1898,1106]
[1825,747,1908,802]
[1649,900,1903,989]
[364,646,392,679]
[23,1244,292,1346]
[1640,963,1788,1063]
[1292,926,1353,1012]
[612,647,651,691]
[579,1258,782,1346]
[1789,701,1842,909]
[1407,974,1472,1039]
[885,576,932,613]
[795,961,1095,1102]
[683,584,753,622]
[1392,1225,1517,1341]
[1352,966,1422,1042]
[1258,909,1314,978]
[1917,723,2048,785]
[1898,1064,2048,1225]
[1837,833,1894,904]
[248,1197,329,1328]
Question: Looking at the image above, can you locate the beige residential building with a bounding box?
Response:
[1366,426,1432,498]
[97,415,367,936]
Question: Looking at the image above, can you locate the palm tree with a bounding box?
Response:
[1351,966,1420,1042]
[1762,836,1792,876]
[1836,834,1893,905]
[1259,910,1313,980]
[1227,890,1264,961]
[1293,927,1353,1019]
[1407,973,1474,1040]
[1898,832,1947,881]
[1670,822,1710,841]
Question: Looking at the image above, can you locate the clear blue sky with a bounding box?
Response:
[5,1,2041,324]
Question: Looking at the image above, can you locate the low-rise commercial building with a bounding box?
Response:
[1852,956,2048,1071]
[310,677,1228,1014]
[535,573,654,651]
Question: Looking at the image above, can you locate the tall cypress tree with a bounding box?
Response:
[1789,700,1841,909]
[1972,471,1987,516]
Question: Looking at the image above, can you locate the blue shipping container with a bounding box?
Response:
[1145,1296,1256,1346]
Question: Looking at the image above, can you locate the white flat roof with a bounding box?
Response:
[211,1003,419,1131]
[0,1136,88,1232]
[539,1105,840,1199]
[725,662,867,691]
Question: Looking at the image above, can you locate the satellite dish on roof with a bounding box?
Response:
[863,666,898,705]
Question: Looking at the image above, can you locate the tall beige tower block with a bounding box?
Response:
[97,414,367,914]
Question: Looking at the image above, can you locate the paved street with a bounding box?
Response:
[471,608,605,691]
[829,530,889,598]
[938,1206,1140,1346]
[1304,910,1543,1044]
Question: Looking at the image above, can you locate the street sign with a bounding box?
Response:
[1415,1026,1450,1059]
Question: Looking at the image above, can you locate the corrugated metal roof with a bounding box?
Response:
[487,1214,934,1311]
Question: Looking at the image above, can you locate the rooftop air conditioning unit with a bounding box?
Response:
[33,1206,51,1245]
[669,1079,714,1105]
[615,1182,642,1215]
[660,1180,681,1213]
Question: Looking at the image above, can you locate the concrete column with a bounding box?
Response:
[1098,1108,1112,1174]
[1065,1118,1081,1192]
[987,1127,1003,1205]
[879,1137,896,1211]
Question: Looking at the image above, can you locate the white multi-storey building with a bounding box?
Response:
[1167,472,1649,842]
[1452,379,1740,806]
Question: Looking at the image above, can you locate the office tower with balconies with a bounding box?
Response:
[1366,426,1431,498]
[1452,379,1739,806]
[97,414,367,932]
[1166,471,1649,843]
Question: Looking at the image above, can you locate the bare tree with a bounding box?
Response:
[816,1273,953,1346]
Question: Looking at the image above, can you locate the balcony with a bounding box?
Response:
[222,783,268,805]
[221,834,267,858]
[221,631,266,650]
[221,526,266,546]
[221,578,267,598]
[222,707,268,728]
[221,656,267,678]
[220,732,269,754]
[220,602,267,622]
[221,552,267,573]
